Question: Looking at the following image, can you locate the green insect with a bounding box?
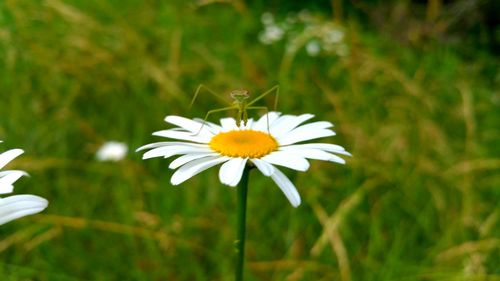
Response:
[190,84,280,134]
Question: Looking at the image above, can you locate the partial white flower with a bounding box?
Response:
[137,112,350,207]
[0,142,48,225]
[96,141,128,162]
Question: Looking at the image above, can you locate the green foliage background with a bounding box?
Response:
[0,0,499,280]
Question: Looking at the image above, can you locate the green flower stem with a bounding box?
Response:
[235,166,250,281]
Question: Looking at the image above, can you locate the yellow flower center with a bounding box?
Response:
[209,130,278,158]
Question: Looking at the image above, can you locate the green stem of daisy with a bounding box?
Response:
[235,166,250,281]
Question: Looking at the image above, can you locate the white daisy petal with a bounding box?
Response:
[169,153,219,169]
[270,113,315,138]
[281,148,346,164]
[278,129,336,145]
[137,141,208,152]
[0,149,24,169]
[193,118,223,133]
[268,115,294,130]
[250,158,275,176]
[261,151,310,171]
[281,143,352,156]
[0,195,49,226]
[153,130,212,143]
[165,116,220,136]
[142,145,212,160]
[270,168,301,207]
[164,116,207,133]
[290,121,334,132]
[0,170,29,194]
[171,156,229,185]
[220,118,239,131]
[219,157,248,186]
[0,144,48,225]
[0,185,14,195]
[253,112,281,131]
[0,170,28,179]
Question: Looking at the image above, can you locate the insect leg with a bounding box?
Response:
[194,106,237,135]
[190,84,231,109]
[246,106,271,133]
[246,85,279,111]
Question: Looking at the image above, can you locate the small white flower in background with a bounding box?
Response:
[259,10,349,57]
[259,11,287,45]
[96,141,128,162]
[259,25,285,45]
[306,40,321,57]
[0,141,48,226]
[137,112,350,207]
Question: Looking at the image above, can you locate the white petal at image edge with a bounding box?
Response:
[0,195,48,225]
[0,149,24,169]
[0,170,29,194]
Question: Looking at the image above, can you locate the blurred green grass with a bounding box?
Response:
[1,0,499,280]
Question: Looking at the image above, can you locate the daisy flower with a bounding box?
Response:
[0,142,48,225]
[137,112,350,207]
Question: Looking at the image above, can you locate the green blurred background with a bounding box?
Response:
[1,0,499,280]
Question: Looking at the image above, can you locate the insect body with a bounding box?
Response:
[230,90,250,127]
[190,85,279,133]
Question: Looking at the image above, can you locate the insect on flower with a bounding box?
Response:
[190,85,279,134]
